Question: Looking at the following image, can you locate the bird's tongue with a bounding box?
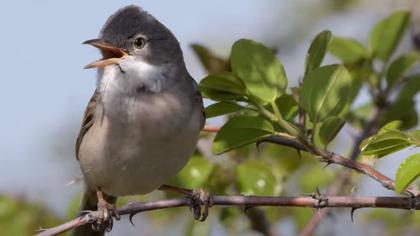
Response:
[83,39,128,69]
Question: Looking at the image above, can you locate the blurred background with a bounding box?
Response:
[0,0,419,235]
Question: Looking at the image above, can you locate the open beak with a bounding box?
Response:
[83,39,128,69]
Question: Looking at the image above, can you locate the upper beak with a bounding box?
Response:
[83,39,128,69]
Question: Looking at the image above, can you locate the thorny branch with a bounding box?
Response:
[298,65,414,235]
[210,126,420,196]
[36,195,420,236]
[38,125,419,236]
[262,135,420,196]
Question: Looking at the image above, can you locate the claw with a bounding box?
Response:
[190,188,213,221]
[90,190,120,232]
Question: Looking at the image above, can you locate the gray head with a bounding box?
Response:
[84,5,184,68]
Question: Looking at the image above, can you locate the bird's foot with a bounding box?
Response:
[190,188,213,222]
[92,190,120,232]
[158,185,213,221]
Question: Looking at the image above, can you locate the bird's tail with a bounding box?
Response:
[72,188,117,236]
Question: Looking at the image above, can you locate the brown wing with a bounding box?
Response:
[75,89,100,160]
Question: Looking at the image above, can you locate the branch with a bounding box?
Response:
[261,136,420,197]
[202,125,220,133]
[36,195,420,236]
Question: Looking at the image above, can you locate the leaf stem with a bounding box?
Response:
[270,101,302,138]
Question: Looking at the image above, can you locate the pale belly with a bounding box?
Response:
[78,92,202,196]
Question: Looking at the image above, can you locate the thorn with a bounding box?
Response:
[256,141,263,151]
[323,161,332,170]
[350,207,359,222]
[315,188,321,196]
[296,149,302,158]
[244,204,255,213]
[129,213,137,226]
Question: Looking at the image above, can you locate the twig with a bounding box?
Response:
[261,135,420,196]
[202,125,220,133]
[36,195,420,236]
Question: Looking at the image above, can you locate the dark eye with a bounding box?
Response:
[134,36,146,49]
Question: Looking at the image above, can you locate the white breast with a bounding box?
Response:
[78,63,202,196]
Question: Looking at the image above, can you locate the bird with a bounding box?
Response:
[73,5,205,235]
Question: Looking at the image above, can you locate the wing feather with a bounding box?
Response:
[75,90,100,160]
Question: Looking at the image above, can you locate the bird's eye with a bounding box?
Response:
[134,36,146,49]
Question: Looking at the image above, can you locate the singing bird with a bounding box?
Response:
[74,5,204,235]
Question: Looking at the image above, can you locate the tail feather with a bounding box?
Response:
[72,188,117,236]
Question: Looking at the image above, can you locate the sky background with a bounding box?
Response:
[0,0,417,235]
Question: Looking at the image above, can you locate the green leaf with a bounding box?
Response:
[273,94,299,121]
[378,120,403,134]
[0,195,62,236]
[398,74,420,101]
[381,99,418,130]
[300,64,352,123]
[328,36,368,63]
[191,44,229,73]
[344,61,374,104]
[386,52,419,87]
[360,131,411,158]
[231,39,287,102]
[172,156,213,189]
[199,72,246,101]
[319,117,345,146]
[204,102,245,118]
[305,30,332,74]
[212,116,275,154]
[370,10,410,61]
[382,75,420,131]
[381,74,420,130]
[407,130,420,146]
[395,154,420,193]
[236,161,276,196]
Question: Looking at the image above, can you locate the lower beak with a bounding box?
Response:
[83,39,128,69]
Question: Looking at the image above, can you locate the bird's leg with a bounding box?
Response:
[190,188,213,221]
[159,184,213,221]
[94,189,120,232]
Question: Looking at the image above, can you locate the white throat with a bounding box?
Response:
[98,57,176,95]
